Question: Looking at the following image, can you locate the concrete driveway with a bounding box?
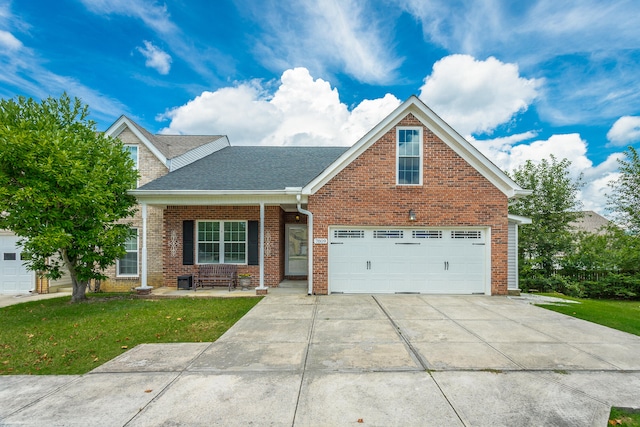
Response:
[1,294,640,426]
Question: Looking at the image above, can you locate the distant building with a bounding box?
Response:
[570,211,612,235]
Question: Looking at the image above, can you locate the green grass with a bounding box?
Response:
[610,407,640,426]
[0,294,261,375]
[536,293,640,336]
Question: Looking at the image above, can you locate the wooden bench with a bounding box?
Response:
[194,264,237,292]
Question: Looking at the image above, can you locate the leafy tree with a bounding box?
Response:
[0,94,138,302]
[563,226,640,275]
[608,146,640,234]
[509,155,583,277]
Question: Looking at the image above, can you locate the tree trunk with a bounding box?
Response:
[71,278,88,303]
[61,249,87,303]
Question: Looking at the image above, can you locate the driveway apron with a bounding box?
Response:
[1,294,640,426]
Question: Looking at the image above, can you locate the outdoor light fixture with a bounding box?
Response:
[408,209,416,221]
[295,214,300,222]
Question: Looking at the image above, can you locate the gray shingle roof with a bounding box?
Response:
[138,146,349,191]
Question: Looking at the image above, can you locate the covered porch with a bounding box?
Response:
[130,190,314,296]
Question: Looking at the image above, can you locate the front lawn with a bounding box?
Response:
[0,294,261,375]
[536,294,640,336]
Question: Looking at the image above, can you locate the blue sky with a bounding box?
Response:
[1,0,640,214]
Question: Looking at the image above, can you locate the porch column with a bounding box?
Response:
[256,202,266,291]
[139,203,150,289]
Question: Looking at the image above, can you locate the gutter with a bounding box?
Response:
[296,194,313,296]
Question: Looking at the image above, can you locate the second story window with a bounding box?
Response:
[397,127,422,185]
[124,145,139,170]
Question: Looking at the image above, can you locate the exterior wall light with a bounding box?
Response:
[408,209,416,221]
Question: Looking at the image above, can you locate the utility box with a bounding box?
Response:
[177,275,192,290]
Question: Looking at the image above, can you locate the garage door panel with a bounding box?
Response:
[0,236,34,294]
[329,227,487,294]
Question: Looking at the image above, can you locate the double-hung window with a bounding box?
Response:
[397,127,422,185]
[124,145,138,169]
[117,228,138,276]
[124,145,139,188]
[197,221,247,264]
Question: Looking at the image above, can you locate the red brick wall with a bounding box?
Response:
[163,205,283,288]
[309,113,509,295]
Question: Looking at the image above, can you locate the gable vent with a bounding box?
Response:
[374,230,404,238]
[334,230,365,239]
[451,230,482,239]
[413,230,442,239]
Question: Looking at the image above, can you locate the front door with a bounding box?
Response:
[285,224,308,276]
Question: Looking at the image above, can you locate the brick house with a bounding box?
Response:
[99,116,230,291]
[122,96,530,295]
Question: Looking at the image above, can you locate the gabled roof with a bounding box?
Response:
[303,95,530,199]
[570,211,611,234]
[104,116,229,171]
[137,146,349,191]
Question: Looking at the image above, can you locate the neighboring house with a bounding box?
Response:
[127,96,532,295]
[570,211,612,235]
[100,116,230,291]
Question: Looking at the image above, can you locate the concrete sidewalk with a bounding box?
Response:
[1,294,639,426]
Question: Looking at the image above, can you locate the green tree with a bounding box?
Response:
[608,146,640,234]
[509,155,583,277]
[563,226,640,275]
[0,94,138,302]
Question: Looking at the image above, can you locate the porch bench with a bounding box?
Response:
[195,264,237,292]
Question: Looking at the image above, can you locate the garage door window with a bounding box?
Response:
[413,230,442,239]
[334,230,364,239]
[451,231,482,239]
[374,230,403,238]
[3,253,16,261]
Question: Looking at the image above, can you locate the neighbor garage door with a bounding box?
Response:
[329,227,487,294]
[0,235,34,294]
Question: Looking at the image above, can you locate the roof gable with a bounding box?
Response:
[303,96,530,199]
[104,116,229,171]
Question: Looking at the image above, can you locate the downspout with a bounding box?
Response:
[296,194,313,295]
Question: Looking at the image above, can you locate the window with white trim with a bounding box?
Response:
[117,229,138,276]
[124,145,139,188]
[197,221,247,264]
[124,145,138,169]
[397,127,422,185]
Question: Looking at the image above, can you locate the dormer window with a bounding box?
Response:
[397,127,422,185]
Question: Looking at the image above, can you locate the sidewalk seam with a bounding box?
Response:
[290,295,318,427]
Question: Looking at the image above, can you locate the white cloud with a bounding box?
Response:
[79,0,175,34]
[159,67,401,146]
[0,3,126,121]
[137,40,171,75]
[471,132,621,215]
[80,0,230,82]
[607,116,640,146]
[419,55,541,136]
[0,30,22,50]
[241,0,401,84]
[399,0,640,127]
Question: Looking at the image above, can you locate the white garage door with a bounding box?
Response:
[329,227,487,294]
[0,235,34,294]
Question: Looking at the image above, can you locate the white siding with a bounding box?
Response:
[507,221,518,290]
